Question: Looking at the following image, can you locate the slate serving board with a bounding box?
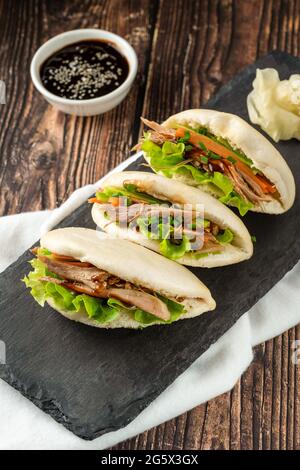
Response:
[0,51,299,440]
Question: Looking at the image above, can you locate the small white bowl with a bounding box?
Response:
[30,29,138,116]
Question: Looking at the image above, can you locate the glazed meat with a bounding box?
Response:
[37,253,171,320]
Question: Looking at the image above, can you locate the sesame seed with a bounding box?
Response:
[41,41,129,100]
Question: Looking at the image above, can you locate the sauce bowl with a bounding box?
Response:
[30,29,138,116]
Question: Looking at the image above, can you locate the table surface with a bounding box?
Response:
[0,0,299,450]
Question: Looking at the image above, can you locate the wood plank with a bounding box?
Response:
[0,0,158,216]
[295,324,300,450]
[0,0,299,450]
[112,0,300,450]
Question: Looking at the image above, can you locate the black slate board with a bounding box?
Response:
[0,51,300,440]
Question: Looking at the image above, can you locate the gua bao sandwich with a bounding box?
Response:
[134,110,295,216]
[23,227,216,329]
[90,171,253,267]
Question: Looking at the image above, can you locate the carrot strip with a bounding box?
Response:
[51,253,75,261]
[108,196,120,207]
[176,127,276,194]
[176,127,235,158]
[88,197,100,204]
[255,174,277,193]
[51,253,93,267]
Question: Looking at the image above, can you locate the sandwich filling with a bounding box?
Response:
[89,181,235,261]
[23,248,186,325]
[134,118,279,216]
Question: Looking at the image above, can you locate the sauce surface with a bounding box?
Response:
[40,40,129,100]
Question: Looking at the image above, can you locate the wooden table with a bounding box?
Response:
[0,0,299,450]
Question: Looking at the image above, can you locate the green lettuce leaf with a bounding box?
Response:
[142,136,252,215]
[95,187,130,202]
[219,191,253,216]
[23,255,120,323]
[136,212,234,260]
[122,183,165,204]
[23,267,118,324]
[136,215,192,260]
[216,228,234,244]
[172,164,212,184]
[211,172,233,195]
[22,255,59,306]
[73,294,119,323]
[180,124,254,168]
[161,141,186,160]
[190,251,223,260]
[45,282,75,310]
[95,183,165,206]
[23,255,186,326]
[133,295,185,325]
[160,235,191,260]
[136,216,170,241]
[141,138,185,177]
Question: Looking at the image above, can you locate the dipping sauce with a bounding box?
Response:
[40,40,129,100]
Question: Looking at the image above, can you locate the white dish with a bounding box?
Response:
[30,29,138,116]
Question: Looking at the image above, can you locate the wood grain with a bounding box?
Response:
[0,0,299,450]
[113,0,300,450]
[0,0,158,215]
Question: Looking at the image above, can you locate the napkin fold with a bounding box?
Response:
[0,154,299,450]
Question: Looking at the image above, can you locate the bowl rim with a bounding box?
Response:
[30,28,138,105]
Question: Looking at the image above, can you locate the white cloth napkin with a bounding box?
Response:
[0,154,299,450]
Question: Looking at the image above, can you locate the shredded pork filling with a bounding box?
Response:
[35,253,172,321]
[136,118,277,206]
[95,198,223,254]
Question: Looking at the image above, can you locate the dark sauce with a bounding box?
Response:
[40,40,129,100]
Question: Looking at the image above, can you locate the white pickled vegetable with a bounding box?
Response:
[247,68,300,142]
